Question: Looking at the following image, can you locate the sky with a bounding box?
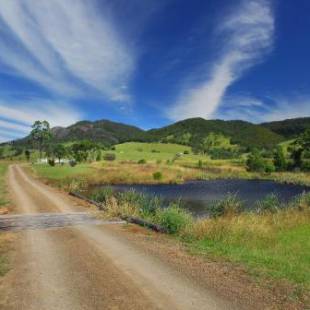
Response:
[0,0,309,142]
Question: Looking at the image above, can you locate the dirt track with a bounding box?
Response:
[0,165,235,310]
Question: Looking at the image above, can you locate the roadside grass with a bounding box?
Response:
[0,161,13,277]
[0,163,9,207]
[91,187,310,297]
[188,206,310,289]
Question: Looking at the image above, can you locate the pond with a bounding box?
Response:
[88,179,310,217]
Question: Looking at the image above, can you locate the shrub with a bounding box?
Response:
[184,150,190,155]
[246,150,266,172]
[301,161,310,172]
[96,151,102,161]
[197,160,203,168]
[255,193,281,214]
[138,159,146,164]
[264,162,276,173]
[209,194,244,218]
[48,158,55,166]
[153,171,163,181]
[155,204,192,234]
[69,159,76,167]
[289,192,310,211]
[273,146,287,171]
[117,190,161,217]
[104,153,116,161]
[91,187,114,204]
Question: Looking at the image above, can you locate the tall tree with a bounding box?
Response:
[30,121,52,159]
[273,146,287,171]
[53,144,67,163]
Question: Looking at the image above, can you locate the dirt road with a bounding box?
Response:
[0,165,234,310]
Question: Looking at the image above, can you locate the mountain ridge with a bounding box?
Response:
[12,116,310,149]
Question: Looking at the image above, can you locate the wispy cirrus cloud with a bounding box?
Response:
[0,0,134,101]
[168,0,274,121]
[0,99,83,142]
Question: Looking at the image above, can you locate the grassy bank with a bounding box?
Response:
[91,188,310,300]
[0,162,13,276]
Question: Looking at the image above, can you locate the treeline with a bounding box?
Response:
[246,129,310,172]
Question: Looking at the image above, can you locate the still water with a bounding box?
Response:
[90,179,309,217]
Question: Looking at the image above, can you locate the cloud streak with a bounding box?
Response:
[0,0,134,101]
[168,0,274,121]
[0,99,83,142]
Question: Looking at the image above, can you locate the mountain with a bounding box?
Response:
[52,120,145,145]
[147,118,284,149]
[261,117,310,139]
[14,116,308,150]
[50,120,146,145]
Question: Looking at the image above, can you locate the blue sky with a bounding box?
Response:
[0,0,309,142]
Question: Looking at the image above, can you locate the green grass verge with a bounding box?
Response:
[0,162,9,207]
[0,161,12,277]
[189,224,310,286]
[32,163,94,181]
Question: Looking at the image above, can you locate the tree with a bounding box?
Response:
[30,121,52,159]
[273,146,287,171]
[25,149,31,161]
[53,144,67,163]
[291,147,303,169]
[246,150,266,172]
[70,140,97,163]
[298,129,310,150]
[291,129,310,169]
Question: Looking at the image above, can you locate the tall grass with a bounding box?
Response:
[91,188,310,289]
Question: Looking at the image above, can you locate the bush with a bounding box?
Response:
[301,161,310,171]
[255,193,281,214]
[273,146,287,171]
[264,162,276,173]
[138,159,146,164]
[117,190,161,217]
[289,192,310,211]
[209,194,244,218]
[91,187,114,204]
[96,151,102,161]
[209,149,240,160]
[184,150,190,155]
[104,153,116,161]
[153,171,163,181]
[69,159,77,167]
[246,150,266,172]
[197,160,203,168]
[155,204,192,234]
[48,158,55,166]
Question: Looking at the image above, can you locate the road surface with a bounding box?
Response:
[0,165,234,310]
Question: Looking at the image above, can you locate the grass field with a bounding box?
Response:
[31,142,310,188]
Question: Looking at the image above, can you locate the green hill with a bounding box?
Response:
[12,117,287,150]
[147,118,284,149]
[261,117,310,138]
[50,119,146,145]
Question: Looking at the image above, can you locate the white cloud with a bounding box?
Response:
[215,94,310,123]
[168,0,274,121]
[0,0,133,101]
[261,98,310,123]
[0,99,83,142]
